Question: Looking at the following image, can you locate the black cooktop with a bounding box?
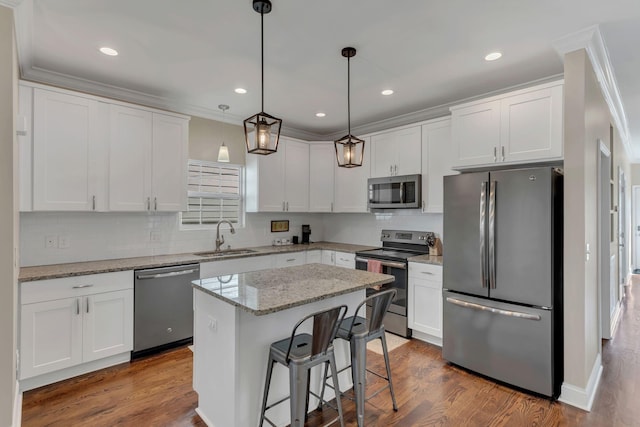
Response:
[356,248,425,262]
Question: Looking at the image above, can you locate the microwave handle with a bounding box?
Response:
[400,182,404,203]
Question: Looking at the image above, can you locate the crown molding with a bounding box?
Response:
[0,0,23,8]
[554,25,636,161]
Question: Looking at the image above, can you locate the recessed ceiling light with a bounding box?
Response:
[315,112,326,118]
[99,47,118,56]
[381,89,394,96]
[484,52,502,61]
[234,88,247,94]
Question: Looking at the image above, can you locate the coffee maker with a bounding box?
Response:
[301,224,311,244]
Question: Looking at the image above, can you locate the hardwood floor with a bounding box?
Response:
[23,283,640,426]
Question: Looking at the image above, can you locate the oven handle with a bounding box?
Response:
[355,257,406,270]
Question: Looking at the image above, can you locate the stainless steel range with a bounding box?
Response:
[355,229,435,338]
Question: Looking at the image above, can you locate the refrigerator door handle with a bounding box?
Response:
[446,297,542,321]
[480,181,487,288]
[488,180,496,289]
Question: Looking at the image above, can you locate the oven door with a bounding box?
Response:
[355,257,408,316]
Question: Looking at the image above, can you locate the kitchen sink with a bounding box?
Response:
[194,249,258,258]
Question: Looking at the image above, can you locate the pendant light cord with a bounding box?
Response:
[347,55,351,136]
[261,10,265,113]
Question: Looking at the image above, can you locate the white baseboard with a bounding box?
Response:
[411,330,442,347]
[610,301,622,338]
[559,353,603,411]
[195,407,213,427]
[13,381,22,427]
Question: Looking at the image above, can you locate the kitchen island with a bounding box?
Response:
[191,263,394,427]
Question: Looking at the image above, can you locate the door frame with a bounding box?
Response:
[597,139,611,340]
[632,185,640,271]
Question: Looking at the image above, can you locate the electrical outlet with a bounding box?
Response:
[45,235,58,248]
[150,231,162,242]
[207,316,217,332]
[58,235,70,249]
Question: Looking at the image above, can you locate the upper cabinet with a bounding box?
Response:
[334,137,371,213]
[421,118,458,213]
[309,143,335,212]
[246,137,310,212]
[22,83,189,212]
[32,88,107,211]
[370,126,421,177]
[451,81,563,169]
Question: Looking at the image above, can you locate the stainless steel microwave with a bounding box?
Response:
[367,174,422,210]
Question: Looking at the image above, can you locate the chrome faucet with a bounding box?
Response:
[215,220,236,252]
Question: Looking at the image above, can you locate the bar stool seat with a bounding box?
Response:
[259,304,348,427]
[322,289,398,427]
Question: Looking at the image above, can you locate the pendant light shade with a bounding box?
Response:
[244,0,282,155]
[335,47,364,168]
[217,104,230,162]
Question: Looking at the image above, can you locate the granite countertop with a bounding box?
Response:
[407,254,443,266]
[193,263,394,315]
[18,241,377,282]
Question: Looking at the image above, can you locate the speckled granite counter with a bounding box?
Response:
[408,254,443,266]
[192,263,393,315]
[19,242,377,282]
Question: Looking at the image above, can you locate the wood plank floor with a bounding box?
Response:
[23,283,640,426]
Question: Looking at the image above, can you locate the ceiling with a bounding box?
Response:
[9,0,640,157]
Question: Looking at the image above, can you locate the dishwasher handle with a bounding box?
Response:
[136,268,198,280]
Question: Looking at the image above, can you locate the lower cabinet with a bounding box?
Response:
[334,251,355,269]
[408,262,442,344]
[19,271,133,386]
[274,252,306,268]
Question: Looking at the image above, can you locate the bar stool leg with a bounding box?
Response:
[352,336,367,427]
[380,333,398,411]
[317,362,330,411]
[259,358,276,427]
[329,353,346,427]
[289,363,310,427]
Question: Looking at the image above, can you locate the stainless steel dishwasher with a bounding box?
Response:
[133,263,199,358]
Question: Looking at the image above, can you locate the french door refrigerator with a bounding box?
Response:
[442,166,563,398]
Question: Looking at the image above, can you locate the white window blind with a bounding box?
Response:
[181,160,243,226]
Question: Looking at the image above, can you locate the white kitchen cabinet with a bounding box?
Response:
[19,271,133,384]
[32,88,107,211]
[334,251,355,269]
[408,262,442,344]
[305,250,322,264]
[245,137,309,212]
[333,137,371,213]
[421,118,458,213]
[309,143,335,212]
[274,251,306,268]
[109,106,188,212]
[321,250,335,265]
[371,126,421,177]
[451,81,563,169]
[18,84,33,211]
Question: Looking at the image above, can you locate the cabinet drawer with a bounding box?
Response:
[408,263,442,281]
[334,251,355,269]
[21,270,133,304]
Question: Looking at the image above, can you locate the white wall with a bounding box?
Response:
[0,5,18,426]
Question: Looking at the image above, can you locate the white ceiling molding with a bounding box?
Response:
[0,0,24,8]
[553,25,636,161]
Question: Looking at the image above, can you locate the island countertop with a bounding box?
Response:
[192,263,394,316]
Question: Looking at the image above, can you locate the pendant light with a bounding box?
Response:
[217,104,230,163]
[243,0,282,155]
[334,47,364,168]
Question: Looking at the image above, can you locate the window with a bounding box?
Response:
[181,160,243,228]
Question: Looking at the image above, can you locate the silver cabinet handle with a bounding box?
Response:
[92,195,96,211]
[136,269,198,280]
[422,200,425,211]
[147,197,151,210]
[86,296,90,314]
[154,197,158,211]
[330,202,333,212]
[394,165,398,175]
[286,201,289,211]
[493,146,497,162]
[286,258,295,262]
[72,284,94,289]
[421,271,435,275]
[488,180,496,290]
[446,297,541,320]
[480,181,487,288]
[76,298,80,315]
[501,146,505,161]
[282,201,285,211]
[389,165,393,176]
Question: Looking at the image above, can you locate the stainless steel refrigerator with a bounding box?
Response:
[442,166,563,398]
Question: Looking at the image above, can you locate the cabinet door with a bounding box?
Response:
[500,85,563,163]
[393,126,422,176]
[309,143,335,212]
[408,279,442,338]
[451,100,501,167]
[334,251,355,269]
[108,105,152,211]
[19,85,33,212]
[33,89,103,211]
[20,298,82,379]
[82,290,133,363]
[321,250,335,265]
[245,144,285,212]
[305,250,322,264]
[421,119,457,213]
[370,132,396,178]
[284,139,309,212]
[334,137,370,212]
[152,113,188,211]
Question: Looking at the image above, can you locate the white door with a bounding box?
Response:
[82,290,133,363]
[284,139,309,212]
[393,126,422,176]
[633,186,640,270]
[108,104,152,211]
[451,100,501,167]
[334,137,370,212]
[619,168,628,285]
[421,119,456,213]
[152,113,188,211]
[20,298,83,379]
[309,143,335,212]
[370,131,396,177]
[32,89,102,211]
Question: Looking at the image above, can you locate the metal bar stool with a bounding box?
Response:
[259,304,348,427]
[320,289,398,427]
